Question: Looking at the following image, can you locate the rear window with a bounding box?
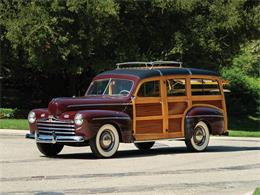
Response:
[191,79,220,95]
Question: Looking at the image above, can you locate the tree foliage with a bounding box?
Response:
[0,0,259,114]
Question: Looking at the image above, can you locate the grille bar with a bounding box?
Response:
[37,126,75,131]
[37,119,74,124]
[36,118,75,136]
[37,123,74,128]
[38,130,75,135]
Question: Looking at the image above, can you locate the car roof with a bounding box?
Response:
[99,68,219,79]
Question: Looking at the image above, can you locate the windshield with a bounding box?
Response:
[86,78,134,97]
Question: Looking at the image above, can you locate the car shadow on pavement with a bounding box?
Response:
[54,145,260,160]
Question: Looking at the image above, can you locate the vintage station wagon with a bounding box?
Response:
[26,61,228,158]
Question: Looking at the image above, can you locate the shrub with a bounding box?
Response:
[222,68,260,115]
[221,41,260,116]
[0,108,17,119]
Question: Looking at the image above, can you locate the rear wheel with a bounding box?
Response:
[134,142,155,150]
[90,124,120,158]
[185,121,210,152]
[36,143,64,157]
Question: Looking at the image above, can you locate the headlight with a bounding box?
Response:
[74,113,84,126]
[28,111,36,124]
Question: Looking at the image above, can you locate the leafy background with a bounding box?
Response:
[0,0,259,125]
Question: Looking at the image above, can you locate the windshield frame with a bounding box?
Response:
[85,78,135,97]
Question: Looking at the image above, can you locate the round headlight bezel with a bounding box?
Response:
[74,113,84,126]
[28,111,36,124]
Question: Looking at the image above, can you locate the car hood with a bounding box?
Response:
[48,96,131,115]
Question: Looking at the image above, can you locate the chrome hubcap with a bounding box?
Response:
[100,130,114,151]
[193,126,205,146]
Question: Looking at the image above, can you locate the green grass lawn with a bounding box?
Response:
[228,115,260,137]
[0,119,28,130]
[229,130,260,137]
[254,187,260,195]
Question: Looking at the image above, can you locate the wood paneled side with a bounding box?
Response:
[136,103,162,117]
[168,102,187,115]
[136,120,163,134]
[168,118,182,133]
[192,100,223,109]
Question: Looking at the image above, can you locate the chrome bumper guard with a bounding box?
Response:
[25,133,85,144]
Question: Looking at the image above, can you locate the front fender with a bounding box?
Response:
[29,108,49,133]
[185,106,224,139]
[76,110,133,143]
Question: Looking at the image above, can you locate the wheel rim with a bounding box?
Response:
[193,126,206,146]
[99,130,115,151]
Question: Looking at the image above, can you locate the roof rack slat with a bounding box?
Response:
[116,61,182,69]
[151,61,182,68]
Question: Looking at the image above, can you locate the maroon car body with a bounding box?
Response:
[26,61,228,158]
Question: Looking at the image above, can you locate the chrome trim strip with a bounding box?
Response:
[38,130,75,135]
[186,115,224,118]
[92,116,131,121]
[36,135,85,143]
[37,119,74,124]
[67,103,132,108]
[37,123,75,127]
[37,127,75,131]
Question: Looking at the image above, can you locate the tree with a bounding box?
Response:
[0,0,259,112]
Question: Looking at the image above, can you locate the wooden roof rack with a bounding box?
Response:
[116,61,183,69]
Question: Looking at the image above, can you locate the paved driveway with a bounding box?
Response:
[0,130,260,195]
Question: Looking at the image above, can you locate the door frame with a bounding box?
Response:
[132,77,167,141]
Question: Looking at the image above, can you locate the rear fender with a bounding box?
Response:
[185,106,224,139]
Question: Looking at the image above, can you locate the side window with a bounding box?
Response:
[191,79,220,95]
[166,78,186,96]
[137,80,160,97]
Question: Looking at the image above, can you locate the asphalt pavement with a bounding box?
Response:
[0,130,260,195]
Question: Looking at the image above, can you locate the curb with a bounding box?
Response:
[0,129,28,135]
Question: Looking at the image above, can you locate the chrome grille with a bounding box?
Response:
[37,118,75,136]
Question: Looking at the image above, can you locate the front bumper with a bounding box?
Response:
[25,133,85,144]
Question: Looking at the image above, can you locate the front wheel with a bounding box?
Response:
[36,143,64,157]
[185,121,210,152]
[90,124,120,158]
[134,142,155,150]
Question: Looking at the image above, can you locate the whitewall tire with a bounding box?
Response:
[90,124,120,158]
[185,121,210,152]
